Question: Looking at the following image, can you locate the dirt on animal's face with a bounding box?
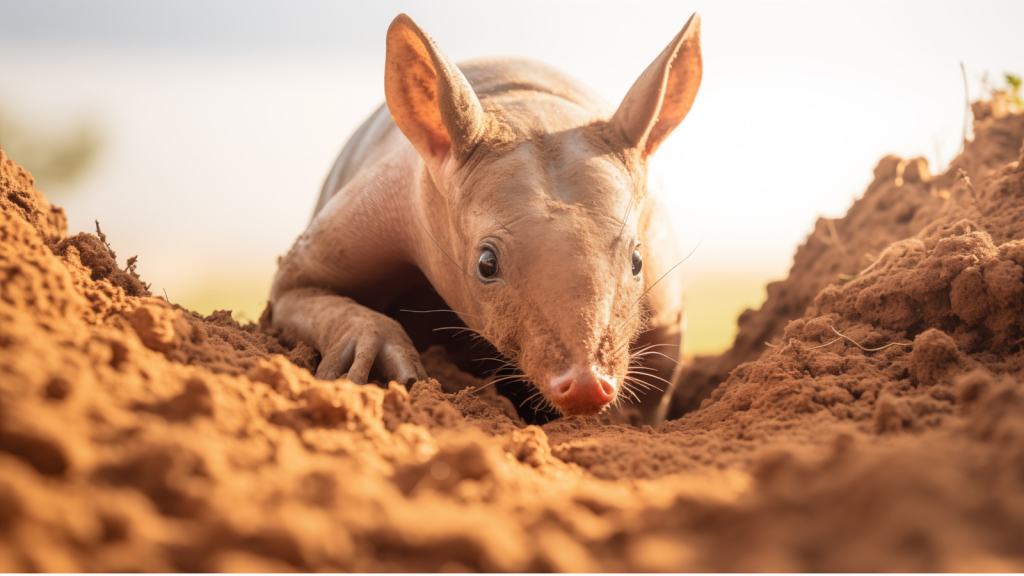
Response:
[447,120,649,416]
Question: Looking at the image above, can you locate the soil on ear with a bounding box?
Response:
[3,101,1024,571]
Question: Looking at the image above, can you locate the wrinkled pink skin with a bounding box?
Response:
[269,13,701,423]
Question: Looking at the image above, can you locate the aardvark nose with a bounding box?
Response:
[550,367,616,415]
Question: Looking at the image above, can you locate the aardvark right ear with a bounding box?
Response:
[385,14,485,176]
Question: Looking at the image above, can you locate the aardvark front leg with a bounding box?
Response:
[271,287,426,385]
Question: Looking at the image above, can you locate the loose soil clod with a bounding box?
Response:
[2,103,1024,571]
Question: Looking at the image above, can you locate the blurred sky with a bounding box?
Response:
[1,0,1022,355]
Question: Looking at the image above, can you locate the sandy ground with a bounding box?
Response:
[2,102,1024,572]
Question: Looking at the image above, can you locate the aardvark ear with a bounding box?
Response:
[385,13,485,175]
[612,13,703,159]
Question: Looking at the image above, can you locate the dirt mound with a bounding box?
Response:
[3,105,1024,571]
[670,105,1024,417]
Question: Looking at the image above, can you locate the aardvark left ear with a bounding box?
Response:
[612,13,703,159]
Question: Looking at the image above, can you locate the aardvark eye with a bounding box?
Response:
[631,248,643,276]
[478,249,499,280]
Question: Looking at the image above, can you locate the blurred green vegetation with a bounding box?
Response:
[0,105,103,194]
[1006,73,1023,110]
[174,273,272,326]
[684,272,768,358]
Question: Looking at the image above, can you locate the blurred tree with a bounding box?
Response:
[0,105,103,195]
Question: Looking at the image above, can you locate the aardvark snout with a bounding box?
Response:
[549,366,616,415]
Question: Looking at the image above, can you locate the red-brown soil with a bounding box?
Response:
[2,104,1024,572]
